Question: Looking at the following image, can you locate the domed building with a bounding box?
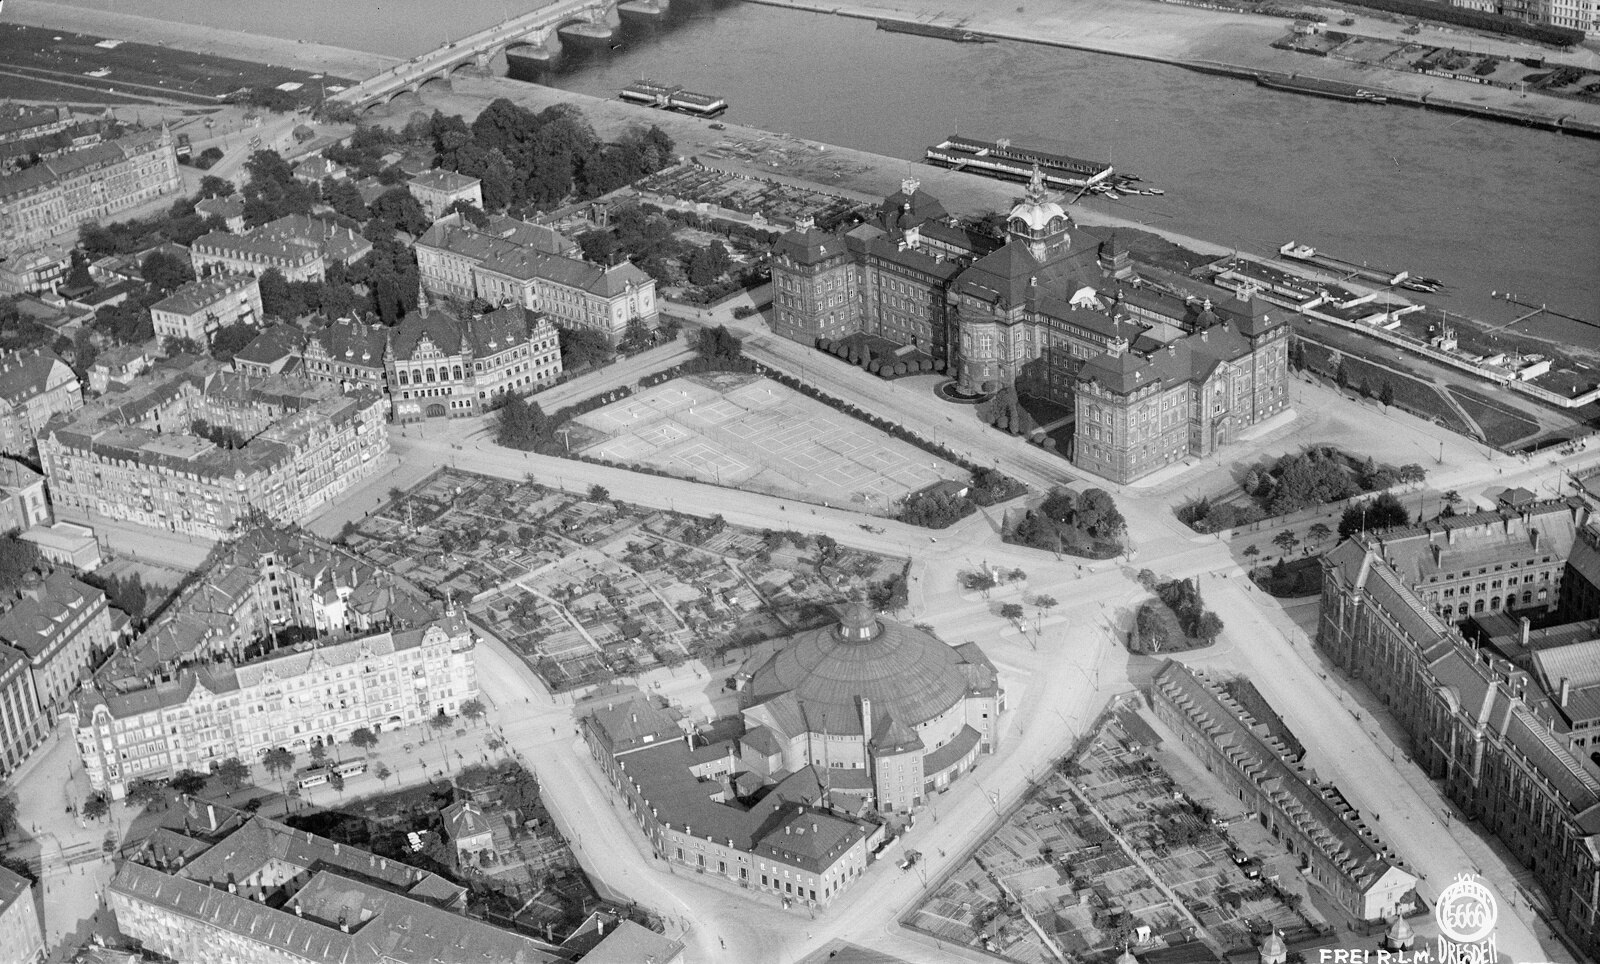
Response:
[737,603,1003,813]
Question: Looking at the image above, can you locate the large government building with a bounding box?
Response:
[1318,498,1600,958]
[771,173,1291,483]
[38,357,389,539]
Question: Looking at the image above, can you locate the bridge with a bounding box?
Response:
[331,0,615,109]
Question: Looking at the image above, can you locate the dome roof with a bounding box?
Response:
[1260,931,1287,956]
[1008,165,1067,233]
[744,606,973,736]
[1116,949,1140,964]
[1387,917,1414,941]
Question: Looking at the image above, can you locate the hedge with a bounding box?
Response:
[1335,0,1582,46]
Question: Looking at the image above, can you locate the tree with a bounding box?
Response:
[1000,603,1025,626]
[1076,489,1125,540]
[64,250,94,290]
[262,747,295,813]
[310,742,328,767]
[368,186,431,236]
[1195,611,1225,645]
[375,763,392,787]
[1398,463,1428,485]
[168,770,208,797]
[964,570,996,596]
[0,789,15,841]
[324,178,369,220]
[198,174,235,199]
[82,794,109,822]
[587,484,609,503]
[1307,522,1333,544]
[428,712,453,741]
[1034,594,1058,630]
[1273,529,1300,555]
[1242,544,1260,564]
[559,326,613,370]
[460,698,486,727]
[0,536,41,591]
[495,392,552,451]
[125,777,166,810]
[696,325,743,363]
[141,249,194,293]
[328,770,345,796]
[1339,491,1411,539]
[216,757,251,792]
[350,727,379,756]
[1379,380,1396,407]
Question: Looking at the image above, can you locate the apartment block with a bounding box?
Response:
[0,349,82,456]
[0,128,180,254]
[149,272,262,346]
[38,357,388,540]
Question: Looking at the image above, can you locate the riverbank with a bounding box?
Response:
[5,0,399,81]
[742,0,1600,134]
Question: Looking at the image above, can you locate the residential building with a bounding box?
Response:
[441,799,495,865]
[583,920,684,964]
[109,800,562,964]
[1473,0,1598,35]
[408,169,482,221]
[96,525,435,691]
[149,272,262,346]
[0,247,71,297]
[1318,507,1600,958]
[38,358,389,540]
[1148,660,1418,921]
[0,128,181,254]
[416,212,657,343]
[581,688,879,908]
[0,104,73,149]
[86,343,155,394]
[190,215,371,285]
[293,156,346,184]
[770,172,1291,483]
[0,647,45,781]
[386,303,561,421]
[192,195,245,233]
[0,459,49,533]
[78,609,476,796]
[229,324,305,377]
[0,865,43,964]
[735,603,1003,813]
[0,349,82,455]
[301,318,387,394]
[0,569,114,715]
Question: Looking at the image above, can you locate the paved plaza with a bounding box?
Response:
[573,374,962,513]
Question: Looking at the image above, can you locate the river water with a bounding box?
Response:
[39,0,1600,345]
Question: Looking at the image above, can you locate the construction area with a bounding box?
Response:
[634,157,870,229]
[342,468,908,691]
[570,373,962,515]
[905,705,1327,964]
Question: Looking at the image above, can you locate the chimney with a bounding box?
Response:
[1560,677,1571,707]
[598,917,606,937]
[1531,528,1541,551]
[293,901,303,917]
[785,825,792,835]
[333,842,340,855]
[1521,617,1531,649]
[339,915,349,933]
[207,803,217,830]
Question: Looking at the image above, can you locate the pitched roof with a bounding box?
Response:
[410,169,479,193]
[151,273,256,318]
[0,570,105,661]
[0,350,72,406]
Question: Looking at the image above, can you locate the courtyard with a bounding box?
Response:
[570,373,963,515]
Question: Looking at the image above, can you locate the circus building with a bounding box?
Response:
[737,604,1003,813]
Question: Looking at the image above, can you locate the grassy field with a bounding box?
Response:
[1297,339,1476,437]
[1450,386,1541,449]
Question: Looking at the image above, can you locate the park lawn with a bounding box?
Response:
[1298,342,1474,437]
[1450,387,1541,449]
[1252,556,1324,598]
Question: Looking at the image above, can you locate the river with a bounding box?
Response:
[32,0,1600,347]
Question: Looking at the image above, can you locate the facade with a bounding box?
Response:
[78,610,476,797]
[581,689,878,908]
[0,349,82,456]
[230,324,306,378]
[0,459,50,534]
[770,173,1291,483]
[149,272,263,346]
[386,303,561,421]
[17,522,101,572]
[0,647,46,782]
[110,800,561,964]
[193,195,245,233]
[1148,660,1417,920]
[737,604,1003,813]
[416,212,657,344]
[0,865,43,964]
[0,248,71,297]
[191,215,371,286]
[87,343,155,394]
[408,169,482,221]
[0,569,113,716]
[1318,507,1600,959]
[0,128,181,254]
[440,800,495,864]
[1470,0,1598,35]
[301,318,388,394]
[38,358,389,539]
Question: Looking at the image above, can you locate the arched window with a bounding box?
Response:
[1523,591,1532,605]
[398,371,409,386]
[1490,596,1501,610]
[1458,603,1469,617]
[425,368,435,383]
[453,366,463,381]
[1473,599,1485,613]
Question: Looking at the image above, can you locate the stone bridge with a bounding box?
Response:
[331,0,614,109]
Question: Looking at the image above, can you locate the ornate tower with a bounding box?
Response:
[1006,166,1071,263]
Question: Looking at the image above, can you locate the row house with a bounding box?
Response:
[37,360,389,540]
[0,127,180,254]
[1149,660,1418,921]
[149,272,262,346]
[0,349,82,456]
[77,611,476,797]
[190,215,371,286]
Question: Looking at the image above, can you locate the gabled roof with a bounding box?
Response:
[0,349,73,406]
[774,227,848,267]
